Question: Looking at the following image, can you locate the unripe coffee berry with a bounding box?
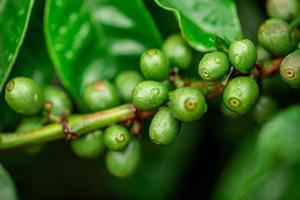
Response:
[266,0,300,21]
[169,87,207,122]
[223,77,259,114]
[71,130,105,159]
[115,70,143,102]
[82,80,120,111]
[280,50,300,87]
[140,49,169,81]
[220,102,239,119]
[251,96,278,124]
[229,39,257,74]
[104,125,130,151]
[106,139,141,178]
[258,18,298,56]
[43,86,73,116]
[5,77,44,115]
[198,52,230,81]
[132,80,168,110]
[149,107,181,145]
[162,34,192,69]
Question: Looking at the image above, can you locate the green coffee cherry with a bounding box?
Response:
[223,77,259,114]
[43,86,73,116]
[258,18,298,56]
[220,102,240,119]
[266,0,300,21]
[104,125,130,151]
[115,71,143,102]
[5,77,44,115]
[229,39,257,74]
[169,87,207,122]
[70,130,105,159]
[257,46,271,61]
[251,96,278,124]
[280,50,300,87]
[106,139,141,178]
[162,34,192,69]
[82,80,120,111]
[140,49,169,81]
[16,117,44,154]
[132,80,168,110]
[198,52,230,81]
[149,107,181,145]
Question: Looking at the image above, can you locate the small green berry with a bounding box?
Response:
[5,77,44,115]
[140,49,169,81]
[132,80,168,110]
[280,50,300,87]
[229,39,257,74]
[16,117,45,154]
[115,71,143,102]
[251,96,278,124]
[198,52,230,81]
[220,102,240,119]
[258,18,298,56]
[223,77,259,114]
[149,107,181,145]
[266,0,300,21]
[169,87,207,122]
[82,80,120,111]
[162,34,192,69]
[106,139,141,178]
[104,125,130,151]
[257,45,271,61]
[43,86,73,116]
[71,130,105,159]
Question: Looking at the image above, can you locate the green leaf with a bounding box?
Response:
[0,0,54,129]
[0,0,35,93]
[44,0,162,107]
[0,163,18,200]
[154,0,242,51]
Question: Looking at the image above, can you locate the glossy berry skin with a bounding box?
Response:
[149,107,181,145]
[5,77,44,115]
[229,39,257,74]
[169,87,207,122]
[140,49,169,81]
[71,130,105,159]
[223,77,259,114]
[103,125,130,151]
[43,86,73,116]
[162,34,192,69]
[106,139,141,178]
[280,50,300,88]
[82,80,120,111]
[198,52,230,81]
[258,18,298,56]
[115,71,143,102]
[266,0,300,21]
[251,96,278,124]
[132,80,168,110]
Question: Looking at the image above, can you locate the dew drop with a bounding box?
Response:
[17,9,25,16]
[59,26,67,35]
[65,51,74,60]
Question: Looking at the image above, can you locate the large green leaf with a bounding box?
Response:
[0,163,17,200]
[154,0,242,51]
[0,0,54,129]
[44,0,162,107]
[0,0,34,93]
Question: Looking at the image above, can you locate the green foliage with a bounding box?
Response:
[0,164,17,200]
[44,0,162,108]
[0,0,34,93]
[154,0,242,51]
